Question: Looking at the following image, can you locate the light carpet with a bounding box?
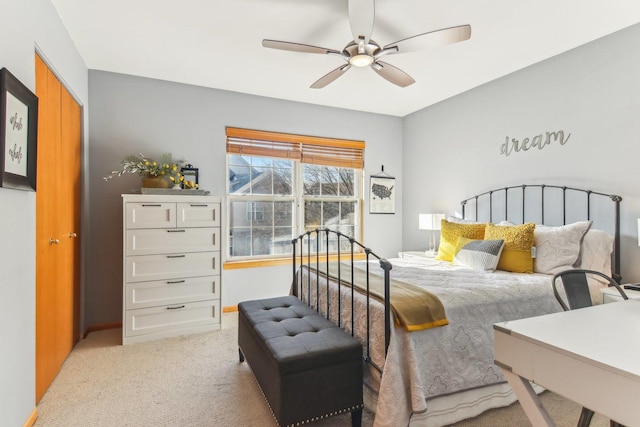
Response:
[35,313,609,426]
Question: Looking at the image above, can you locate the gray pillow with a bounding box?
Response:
[454,237,505,272]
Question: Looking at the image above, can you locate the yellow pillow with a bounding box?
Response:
[435,220,486,262]
[484,222,536,273]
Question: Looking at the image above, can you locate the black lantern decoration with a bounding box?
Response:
[181,164,199,189]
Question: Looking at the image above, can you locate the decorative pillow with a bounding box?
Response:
[446,216,480,224]
[533,221,592,275]
[435,220,486,262]
[578,229,614,304]
[453,237,505,272]
[579,229,614,274]
[484,222,536,273]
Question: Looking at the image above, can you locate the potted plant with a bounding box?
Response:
[104,153,186,188]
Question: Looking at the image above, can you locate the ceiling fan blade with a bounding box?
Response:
[311,64,351,89]
[262,39,341,56]
[348,0,375,44]
[371,61,415,87]
[382,25,471,54]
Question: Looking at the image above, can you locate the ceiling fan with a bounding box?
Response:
[262,0,471,88]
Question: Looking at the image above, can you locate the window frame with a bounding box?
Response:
[225,128,364,267]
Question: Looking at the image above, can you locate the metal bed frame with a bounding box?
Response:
[291,229,391,374]
[460,184,622,279]
[291,184,623,372]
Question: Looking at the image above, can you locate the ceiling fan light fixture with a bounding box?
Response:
[350,54,374,67]
[262,0,471,88]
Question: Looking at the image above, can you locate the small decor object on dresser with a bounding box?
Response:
[181,163,199,189]
[104,152,186,189]
[0,68,38,191]
[141,174,169,188]
[121,194,222,344]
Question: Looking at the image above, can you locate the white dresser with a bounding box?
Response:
[122,194,221,344]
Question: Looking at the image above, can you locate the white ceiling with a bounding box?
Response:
[50,0,640,117]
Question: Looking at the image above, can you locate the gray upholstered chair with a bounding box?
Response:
[551,269,628,427]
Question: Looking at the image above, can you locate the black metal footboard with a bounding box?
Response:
[291,229,391,373]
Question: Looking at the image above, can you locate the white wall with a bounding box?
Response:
[0,1,88,425]
[87,71,403,325]
[403,23,640,282]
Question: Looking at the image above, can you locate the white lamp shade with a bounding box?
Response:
[419,213,445,230]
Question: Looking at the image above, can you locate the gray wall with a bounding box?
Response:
[403,23,640,282]
[87,71,403,326]
[6,8,637,425]
[0,0,88,425]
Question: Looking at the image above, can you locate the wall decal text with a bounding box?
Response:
[500,130,571,157]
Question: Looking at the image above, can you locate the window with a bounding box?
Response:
[226,127,364,261]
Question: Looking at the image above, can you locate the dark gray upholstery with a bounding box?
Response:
[238,295,363,427]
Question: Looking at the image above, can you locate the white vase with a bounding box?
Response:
[172,183,181,189]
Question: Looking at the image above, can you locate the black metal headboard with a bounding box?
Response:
[460,184,622,279]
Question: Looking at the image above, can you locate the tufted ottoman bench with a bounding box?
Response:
[238,295,363,427]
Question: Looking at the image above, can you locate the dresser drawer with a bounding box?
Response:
[126,276,219,309]
[126,202,176,229]
[126,227,220,256]
[126,252,220,282]
[124,299,220,338]
[177,202,220,228]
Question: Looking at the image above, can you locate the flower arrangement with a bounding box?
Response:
[103,153,187,184]
[166,164,185,186]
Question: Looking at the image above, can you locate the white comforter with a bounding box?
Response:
[299,256,562,427]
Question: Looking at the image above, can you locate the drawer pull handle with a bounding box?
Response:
[166,305,185,310]
[167,229,186,233]
[141,204,162,207]
[167,280,186,284]
[167,254,186,258]
[190,204,208,207]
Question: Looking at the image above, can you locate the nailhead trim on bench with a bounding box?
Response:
[241,345,364,427]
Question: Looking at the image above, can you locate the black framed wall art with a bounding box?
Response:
[369,174,395,214]
[0,68,38,191]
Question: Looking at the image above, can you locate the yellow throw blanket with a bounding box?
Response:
[307,262,448,332]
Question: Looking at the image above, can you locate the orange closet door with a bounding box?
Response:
[35,54,82,402]
[57,76,81,361]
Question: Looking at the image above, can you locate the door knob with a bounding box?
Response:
[49,238,60,245]
[68,232,78,238]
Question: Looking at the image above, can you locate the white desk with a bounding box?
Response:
[494,300,640,426]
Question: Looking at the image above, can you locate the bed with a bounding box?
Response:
[291,184,622,427]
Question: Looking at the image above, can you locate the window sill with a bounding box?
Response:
[223,252,368,270]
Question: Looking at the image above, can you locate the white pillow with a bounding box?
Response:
[533,221,592,275]
[577,229,614,305]
[578,229,614,275]
[446,216,479,224]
